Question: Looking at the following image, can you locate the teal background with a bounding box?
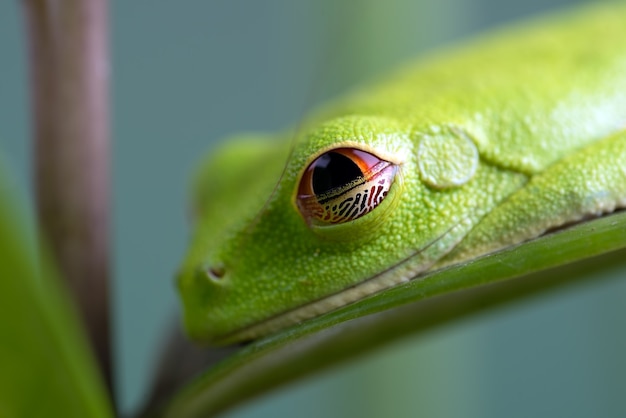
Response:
[1,0,625,417]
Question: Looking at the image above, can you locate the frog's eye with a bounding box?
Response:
[296,148,397,225]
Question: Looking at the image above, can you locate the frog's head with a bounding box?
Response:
[178,115,482,344]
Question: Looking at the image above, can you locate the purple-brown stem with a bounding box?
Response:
[22,0,113,401]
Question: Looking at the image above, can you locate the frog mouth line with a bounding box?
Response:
[217,220,470,344]
[217,203,626,344]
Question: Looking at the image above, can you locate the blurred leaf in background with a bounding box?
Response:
[0,160,113,417]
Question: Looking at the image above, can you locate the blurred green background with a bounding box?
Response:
[1,0,625,417]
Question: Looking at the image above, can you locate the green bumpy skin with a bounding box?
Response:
[178,3,626,344]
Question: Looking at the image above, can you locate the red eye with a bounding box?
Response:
[296,148,397,225]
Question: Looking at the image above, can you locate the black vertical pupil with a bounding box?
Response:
[312,152,362,195]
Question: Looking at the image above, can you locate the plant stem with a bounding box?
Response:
[22,0,113,401]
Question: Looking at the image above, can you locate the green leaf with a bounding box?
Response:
[161,210,626,418]
[0,162,113,418]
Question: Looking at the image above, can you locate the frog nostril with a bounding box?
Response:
[206,264,226,281]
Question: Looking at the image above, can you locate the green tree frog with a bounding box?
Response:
[178,3,626,344]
